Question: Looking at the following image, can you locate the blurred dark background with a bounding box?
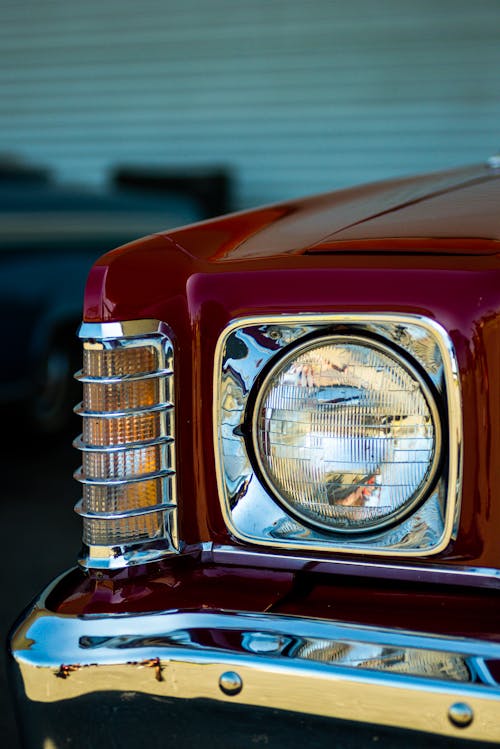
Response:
[0,0,499,745]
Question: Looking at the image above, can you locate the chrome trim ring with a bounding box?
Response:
[213,313,462,558]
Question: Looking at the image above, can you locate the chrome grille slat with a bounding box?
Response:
[74,320,178,569]
[74,467,175,486]
[73,435,174,453]
[75,368,174,384]
[74,402,174,418]
[74,499,176,520]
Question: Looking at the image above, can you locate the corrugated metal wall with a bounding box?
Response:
[0,0,499,208]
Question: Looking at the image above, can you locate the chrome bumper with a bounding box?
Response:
[9,581,500,747]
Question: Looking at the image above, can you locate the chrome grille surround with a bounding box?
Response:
[213,313,462,557]
[75,320,178,569]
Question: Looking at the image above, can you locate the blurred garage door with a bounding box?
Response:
[0,0,498,209]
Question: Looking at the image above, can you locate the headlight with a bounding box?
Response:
[252,335,441,533]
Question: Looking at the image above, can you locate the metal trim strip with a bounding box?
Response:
[210,544,500,590]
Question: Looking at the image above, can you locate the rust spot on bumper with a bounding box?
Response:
[140,657,164,682]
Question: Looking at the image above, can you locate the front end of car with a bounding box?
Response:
[9,165,500,747]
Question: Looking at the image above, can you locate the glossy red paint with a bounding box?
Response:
[48,553,293,617]
[155,163,500,263]
[79,165,500,589]
[309,177,500,254]
[47,552,500,643]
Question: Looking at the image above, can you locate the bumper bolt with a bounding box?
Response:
[219,671,243,696]
[448,702,474,728]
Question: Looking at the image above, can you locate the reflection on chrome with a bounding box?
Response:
[372,323,443,376]
[290,638,471,683]
[214,314,462,556]
[79,626,490,686]
[242,631,474,683]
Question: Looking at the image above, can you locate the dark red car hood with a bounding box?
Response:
[163,163,500,261]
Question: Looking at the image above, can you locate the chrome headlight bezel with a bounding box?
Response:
[213,313,462,557]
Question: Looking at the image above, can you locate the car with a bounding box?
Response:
[0,161,204,435]
[8,159,500,748]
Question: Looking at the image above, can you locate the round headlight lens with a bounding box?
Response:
[252,335,441,533]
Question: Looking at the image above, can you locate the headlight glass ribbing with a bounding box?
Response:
[252,336,441,533]
[75,330,177,565]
